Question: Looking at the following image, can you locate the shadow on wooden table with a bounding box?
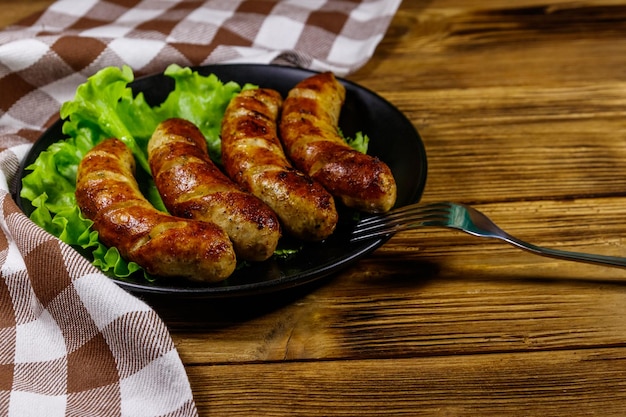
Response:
[135,259,440,329]
[137,275,337,329]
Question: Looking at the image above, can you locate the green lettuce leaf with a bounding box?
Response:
[60,65,158,173]
[345,131,369,154]
[155,64,252,162]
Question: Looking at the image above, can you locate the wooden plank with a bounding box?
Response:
[387,85,626,203]
[187,348,626,416]
[167,274,626,363]
[0,0,54,28]
[354,2,626,90]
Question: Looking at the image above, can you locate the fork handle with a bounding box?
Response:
[500,235,626,269]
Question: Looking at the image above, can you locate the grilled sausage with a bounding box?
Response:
[221,88,338,241]
[148,118,281,261]
[75,138,236,282]
[279,72,397,213]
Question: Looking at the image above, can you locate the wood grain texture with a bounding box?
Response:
[0,0,53,28]
[5,0,626,415]
[186,348,626,416]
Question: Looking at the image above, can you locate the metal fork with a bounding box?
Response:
[351,201,626,269]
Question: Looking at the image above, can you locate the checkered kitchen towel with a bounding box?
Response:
[0,0,401,416]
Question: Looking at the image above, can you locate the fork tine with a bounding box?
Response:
[357,202,448,226]
[351,202,451,242]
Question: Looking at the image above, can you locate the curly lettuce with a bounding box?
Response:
[155,64,251,163]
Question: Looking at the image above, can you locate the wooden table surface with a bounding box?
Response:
[5,0,626,415]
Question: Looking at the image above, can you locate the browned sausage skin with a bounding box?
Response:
[148,118,281,261]
[279,72,397,213]
[221,88,338,241]
[75,138,236,282]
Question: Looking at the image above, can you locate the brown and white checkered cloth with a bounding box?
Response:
[0,0,400,415]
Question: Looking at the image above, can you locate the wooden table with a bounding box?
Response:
[5,0,626,415]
